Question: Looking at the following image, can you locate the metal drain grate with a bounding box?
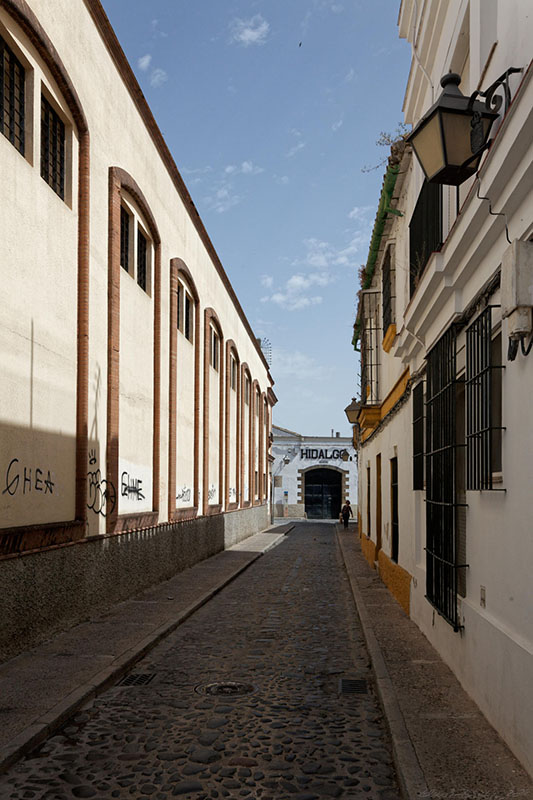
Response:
[339,678,368,694]
[117,672,156,687]
[195,681,256,696]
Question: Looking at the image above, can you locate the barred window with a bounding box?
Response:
[425,327,467,631]
[360,290,380,404]
[466,307,504,489]
[0,34,25,155]
[137,229,147,291]
[184,292,193,342]
[210,328,219,371]
[412,382,424,489]
[41,95,65,199]
[391,457,399,562]
[409,181,442,297]
[382,247,395,336]
[366,466,371,537]
[120,207,130,272]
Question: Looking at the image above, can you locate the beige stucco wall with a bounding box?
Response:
[0,0,274,539]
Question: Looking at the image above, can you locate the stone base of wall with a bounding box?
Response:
[377,550,412,616]
[360,533,377,568]
[0,505,269,663]
[273,503,306,519]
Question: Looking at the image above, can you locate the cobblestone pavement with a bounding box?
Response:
[0,523,401,800]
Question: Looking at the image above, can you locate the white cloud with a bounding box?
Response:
[332,118,343,132]
[150,68,168,88]
[261,275,274,289]
[286,129,306,158]
[230,15,270,47]
[261,271,332,311]
[138,54,152,72]
[271,347,334,382]
[348,205,372,221]
[345,67,355,83]
[225,161,264,176]
[204,185,241,214]
[296,234,369,271]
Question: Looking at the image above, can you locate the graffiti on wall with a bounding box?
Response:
[87,451,116,517]
[121,471,145,501]
[2,458,55,497]
[176,486,191,503]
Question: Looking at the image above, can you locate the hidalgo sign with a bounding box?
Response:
[300,448,348,460]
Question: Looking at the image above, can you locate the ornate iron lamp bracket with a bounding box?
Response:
[465,67,523,166]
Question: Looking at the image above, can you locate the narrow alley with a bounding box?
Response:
[0,524,400,800]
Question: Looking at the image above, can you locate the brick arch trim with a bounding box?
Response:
[0,1,90,553]
[174,258,200,303]
[168,259,201,520]
[107,167,161,532]
[224,340,240,510]
[2,0,88,135]
[112,167,160,245]
[240,363,252,507]
[203,308,224,516]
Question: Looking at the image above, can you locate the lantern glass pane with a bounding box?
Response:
[411,113,445,180]
[441,111,477,166]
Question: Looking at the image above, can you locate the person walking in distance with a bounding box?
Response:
[341,500,353,529]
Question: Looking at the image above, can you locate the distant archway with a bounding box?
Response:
[304,468,342,519]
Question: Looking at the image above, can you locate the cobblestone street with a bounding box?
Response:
[0,523,400,800]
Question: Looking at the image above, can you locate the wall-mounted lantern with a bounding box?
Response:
[406,69,522,185]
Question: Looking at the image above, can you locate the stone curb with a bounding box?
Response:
[0,533,286,776]
[335,526,429,800]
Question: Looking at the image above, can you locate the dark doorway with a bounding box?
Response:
[304,468,342,519]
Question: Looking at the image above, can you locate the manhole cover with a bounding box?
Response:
[195,681,256,696]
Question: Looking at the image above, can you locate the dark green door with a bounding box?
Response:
[304,468,342,519]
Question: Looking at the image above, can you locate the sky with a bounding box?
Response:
[100,0,412,437]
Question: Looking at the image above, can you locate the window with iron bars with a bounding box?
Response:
[382,246,395,336]
[412,382,424,490]
[137,229,147,291]
[120,206,130,272]
[409,181,442,297]
[0,34,25,155]
[425,327,467,631]
[360,290,380,404]
[466,306,504,490]
[41,95,65,199]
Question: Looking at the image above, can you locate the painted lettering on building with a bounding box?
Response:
[300,448,347,460]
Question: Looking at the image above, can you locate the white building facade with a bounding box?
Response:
[272,426,357,520]
[352,0,533,777]
[0,0,275,660]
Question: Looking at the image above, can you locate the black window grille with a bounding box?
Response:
[382,247,395,335]
[211,329,219,370]
[425,327,466,631]
[413,382,424,489]
[120,207,130,272]
[137,229,147,291]
[0,35,25,154]
[360,291,380,404]
[466,307,504,490]
[409,181,442,297]
[366,466,371,537]
[184,293,193,342]
[391,457,399,562]
[41,95,65,199]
